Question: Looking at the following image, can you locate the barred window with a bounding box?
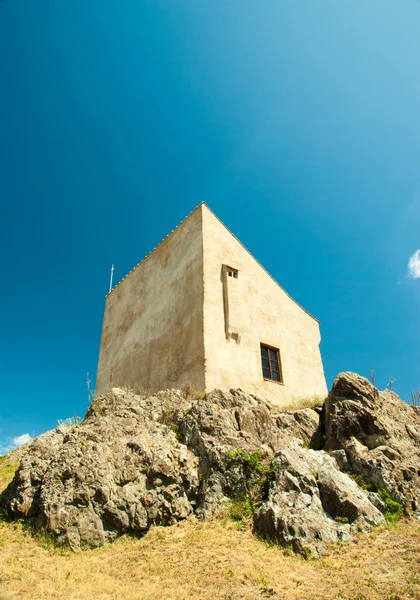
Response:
[260,344,283,383]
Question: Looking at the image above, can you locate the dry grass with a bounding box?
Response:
[1,453,420,600]
[1,516,420,600]
[282,395,326,411]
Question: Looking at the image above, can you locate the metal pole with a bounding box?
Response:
[109,264,114,293]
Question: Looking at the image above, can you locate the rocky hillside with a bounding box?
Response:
[1,372,419,557]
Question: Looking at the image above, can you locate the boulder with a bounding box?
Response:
[325,372,420,512]
[1,389,199,549]
[253,439,383,557]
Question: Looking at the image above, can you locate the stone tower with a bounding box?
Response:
[96,203,327,406]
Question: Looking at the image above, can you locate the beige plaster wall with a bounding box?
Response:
[96,206,205,395]
[202,206,328,406]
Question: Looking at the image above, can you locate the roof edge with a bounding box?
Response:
[202,204,320,324]
[106,202,206,297]
[106,200,319,324]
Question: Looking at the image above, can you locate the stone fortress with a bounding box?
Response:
[96,203,327,406]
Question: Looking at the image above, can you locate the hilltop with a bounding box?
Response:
[1,372,420,599]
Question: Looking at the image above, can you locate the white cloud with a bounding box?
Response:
[12,433,32,447]
[408,250,420,279]
[0,432,32,456]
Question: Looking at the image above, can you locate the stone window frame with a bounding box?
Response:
[260,343,283,384]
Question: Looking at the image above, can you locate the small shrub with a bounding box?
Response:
[132,386,155,397]
[251,462,277,507]
[228,454,277,522]
[378,489,404,523]
[169,422,182,442]
[179,382,206,400]
[229,496,255,521]
[344,471,375,492]
[57,413,82,427]
[228,448,263,472]
[334,516,349,524]
[180,381,193,398]
[89,398,104,417]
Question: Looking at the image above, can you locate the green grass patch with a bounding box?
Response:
[0,457,19,494]
[0,457,19,478]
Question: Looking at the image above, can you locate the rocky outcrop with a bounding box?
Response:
[253,439,383,557]
[1,389,199,550]
[325,372,420,513]
[1,374,419,556]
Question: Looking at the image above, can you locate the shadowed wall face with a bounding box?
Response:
[202,207,328,405]
[96,208,205,395]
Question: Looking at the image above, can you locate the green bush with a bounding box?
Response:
[229,496,255,521]
[228,448,263,472]
[378,489,404,523]
[228,453,278,525]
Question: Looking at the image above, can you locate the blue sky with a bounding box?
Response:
[1,0,419,452]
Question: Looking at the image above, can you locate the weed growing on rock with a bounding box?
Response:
[334,516,349,524]
[169,423,182,442]
[228,448,263,472]
[228,451,278,522]
[343,471,404,522]
[57,413,82,427]
[229,496,255,522]
[378,489,404,523]
[180,381,206,400]
[89,398,104,417]
[344,471,375,492]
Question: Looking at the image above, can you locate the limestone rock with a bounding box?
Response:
[253,439,383,557]
[2,389,199,549]
[1,376,419,555]
[325,372,420,512]
[180,389,320,515]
